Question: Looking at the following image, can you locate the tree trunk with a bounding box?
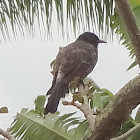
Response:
[89,0,140,139]
[89,75,140,140]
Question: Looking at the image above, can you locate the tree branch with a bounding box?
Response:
[89,75,140,140]
[115,0,140,66]
[88,0,140,139]
[78,84,95,129]
[0,128,16,140]
[63,84,96,129]
[111,123,140,140]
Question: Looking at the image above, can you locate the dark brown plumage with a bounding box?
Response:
[44,32,106,115]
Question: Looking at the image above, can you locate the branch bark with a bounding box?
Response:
[115,0,140,66]
[0,129,16,140]
[63,84,96,129]
[89,75,140,140]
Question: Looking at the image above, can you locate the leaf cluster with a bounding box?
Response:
[9,77,140,140]
[10,96,89,140]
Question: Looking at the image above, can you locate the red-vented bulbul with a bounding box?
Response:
[44,32,106,115]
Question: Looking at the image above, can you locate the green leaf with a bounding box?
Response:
[129,131,140,140]
[92,93,104,109]
[128,0,140,9]
[135,107,140,123]
[101,88,114,97]
[34,95,46,116]
[10,108,89,140]
[114,116,136,137]
[128,113,140,140]
[74,121,89,140]
[90,88,113,109]
[133,5,140,27]
[127,61,138,71]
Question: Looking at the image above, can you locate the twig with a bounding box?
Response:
[110,123,140,140]
[63,83,95,130]
[78,84,95,129]
[0,128,16,140]
[62,100,97,115]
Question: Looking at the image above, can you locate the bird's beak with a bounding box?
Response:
[98,39,106,43]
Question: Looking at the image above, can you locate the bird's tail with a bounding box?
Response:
[44,80,68,115]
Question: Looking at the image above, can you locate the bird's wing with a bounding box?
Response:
[54,40,98,82]
[45,40,98,112]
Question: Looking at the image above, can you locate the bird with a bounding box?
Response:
[44,32,106,115]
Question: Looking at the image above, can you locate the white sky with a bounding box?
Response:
[0,29,139,130]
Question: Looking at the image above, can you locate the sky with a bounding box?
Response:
[0,29,139,130]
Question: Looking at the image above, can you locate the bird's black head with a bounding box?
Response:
[77,32,106,47]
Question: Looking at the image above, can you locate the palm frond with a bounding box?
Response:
[9,95,89,140]
[65,0,114,36]
[0,0,114,41]
[110,0,140,70]
[0,0,139,70]
[10,109,89,140]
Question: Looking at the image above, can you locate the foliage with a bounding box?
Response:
[0,0,140,70]
[129,108,140,139]
[111,108,140,140]
[10,95,89,140]
[87,78,140,140]
[2,0,140,139]
[0,0,139,69]
[9,77,140,140]
[110,0,140,70]
[0,0,114,40]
